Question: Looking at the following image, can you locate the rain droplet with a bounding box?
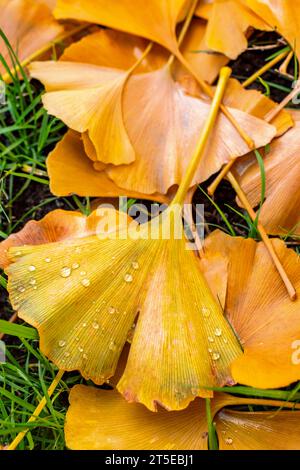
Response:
[61,267,71,278]
[223,337,228,344]
[124,274,133,283]
[29,278,37,286]
[108,306,116,315]
[80,271,87,276]
[81,278,91,288]
[208,336,214,343]
[28,265,36,272]
[208,348,213,353]
[225,438,233,445]
[78,346,84,353]
[109,341,117,352]
[58,340,66,348]
[212,352,220,361]
[202,307,210,317]
[83,353,88,360]
[92,322,99,330]
[75,337,80,342]
[64,352,70,358]
[82,322,87,328]
[72,263,80,270]
[18,286,26,293]
[215,328,222,337]
[131,261,139,270]
[15,251,22,257]
[45,257,51,263]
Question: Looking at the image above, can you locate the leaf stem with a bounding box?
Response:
[227,171,297,300]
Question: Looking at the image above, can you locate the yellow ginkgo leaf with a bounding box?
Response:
[195,0,270,59]
[4,69,244,411]
[245,0,300,61]
[217,409,300,450]
[54,0,190,54]
[0,208,132,270]
[64,385,300,450]
[203,230,300,389]
[30,61,136,166]
[5,207,242,411]
[234,109,300,236]
[0,0,63,74]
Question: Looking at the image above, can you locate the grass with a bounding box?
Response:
[0,30,300,450]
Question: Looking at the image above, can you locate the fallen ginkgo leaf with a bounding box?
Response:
[64,385,300,450]
[0,0,63,75]
[234,109,300,237]
[203,230,300,388]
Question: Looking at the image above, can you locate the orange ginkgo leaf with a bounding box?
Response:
[222,78,294,137]
[244,0,300,61]
[0,208,133,270]
[234,109,300,237]
[180,17,229,84]
[47,130,172,204]
[31,31,276,194]
[0,0,63,74]
[29,29,167,167]
[54,0,190,54]
[106,67,276,194]
[203,230,300,389]
[195,0,270,59]
[65,385,300,450]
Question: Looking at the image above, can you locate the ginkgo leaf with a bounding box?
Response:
[180,18,229,84]
[64,386,300,450]
[245,0,300,61]
[234,109,300,236]
[106,65,276,194]
[217,409,300,450]
[60,28,167,71]
[5,207,242,411]
[195,0,270,59]
[223,78,294,136]
[0,208,132,270]
[0,0,63,74]
[32,31,276,194]
[47,130,171,204]
[29,29,167,167]
[54,0,190,54]
[203,230,300,389]
[65,385,208,450]
[30,61,136,166]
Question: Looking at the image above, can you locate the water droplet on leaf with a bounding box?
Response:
[61,267,71,278]
[124,274,133,283]
[81,279,90,288]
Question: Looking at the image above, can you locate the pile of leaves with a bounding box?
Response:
[1,0,300,451]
